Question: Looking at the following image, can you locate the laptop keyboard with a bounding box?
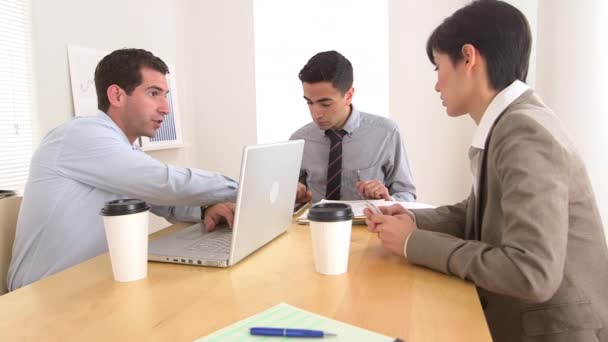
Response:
[187,229,233,253]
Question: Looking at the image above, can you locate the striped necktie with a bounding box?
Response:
[325,129,347,200]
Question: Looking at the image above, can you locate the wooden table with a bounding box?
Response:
[0,222,491,341]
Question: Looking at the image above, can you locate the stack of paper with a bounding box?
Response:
[196,302,403,341]
[296,199,435,224]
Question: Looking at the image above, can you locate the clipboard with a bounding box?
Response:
[296,199,385,225]
[296,199,435,225]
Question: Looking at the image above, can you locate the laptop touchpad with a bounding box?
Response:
[175,224,205,240]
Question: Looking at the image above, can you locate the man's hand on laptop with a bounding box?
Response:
[295,182,312,203]
[203,202,236,232]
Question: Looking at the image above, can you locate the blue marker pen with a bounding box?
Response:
[249,327,336,338]
[249,327,406,341]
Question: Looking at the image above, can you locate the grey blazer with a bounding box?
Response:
[408,90,608,342]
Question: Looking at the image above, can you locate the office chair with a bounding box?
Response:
[0,195,22,295]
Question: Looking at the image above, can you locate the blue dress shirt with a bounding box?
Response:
[7,112,238,290]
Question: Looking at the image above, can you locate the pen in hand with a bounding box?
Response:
[358,170,384,216]
[365,199,382,215]
[356,169,364,200]
[250,327,337,338]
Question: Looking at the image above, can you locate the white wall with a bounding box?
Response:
[507,0,538,87]
[253,0,389,144]
[536,0,608,232]
[389,0,474,206]
[186,0,258,179]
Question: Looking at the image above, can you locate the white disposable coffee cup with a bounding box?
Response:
[308,203,354,275]
[100,199,151,282]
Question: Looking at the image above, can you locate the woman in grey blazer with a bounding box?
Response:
[364,1,608,341]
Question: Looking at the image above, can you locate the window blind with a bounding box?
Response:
[0,0,34,194]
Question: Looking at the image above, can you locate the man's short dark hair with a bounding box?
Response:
[298,50,353,94]
[94,48,169,112]
[426,0,531,91]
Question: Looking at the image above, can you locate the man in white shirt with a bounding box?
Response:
[364,1,608,341]
[8,49,238,290]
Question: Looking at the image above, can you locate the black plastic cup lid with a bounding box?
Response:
[307,203,354,222]
[0,190,17,199]
[100,199,151,216]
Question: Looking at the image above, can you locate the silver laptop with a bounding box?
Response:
[148,140,304,267]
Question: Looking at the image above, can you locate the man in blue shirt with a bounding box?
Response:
[8,49,238,290]
[292,51,416,203]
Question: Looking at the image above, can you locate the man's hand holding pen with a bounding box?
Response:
[356,179,391,200]
[295,182,313,203]
[356,169,391,200]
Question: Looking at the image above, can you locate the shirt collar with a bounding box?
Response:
[471,80,529,150]
[341,106,361,134]
[317,105,361,137]
[96,111,140,149]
